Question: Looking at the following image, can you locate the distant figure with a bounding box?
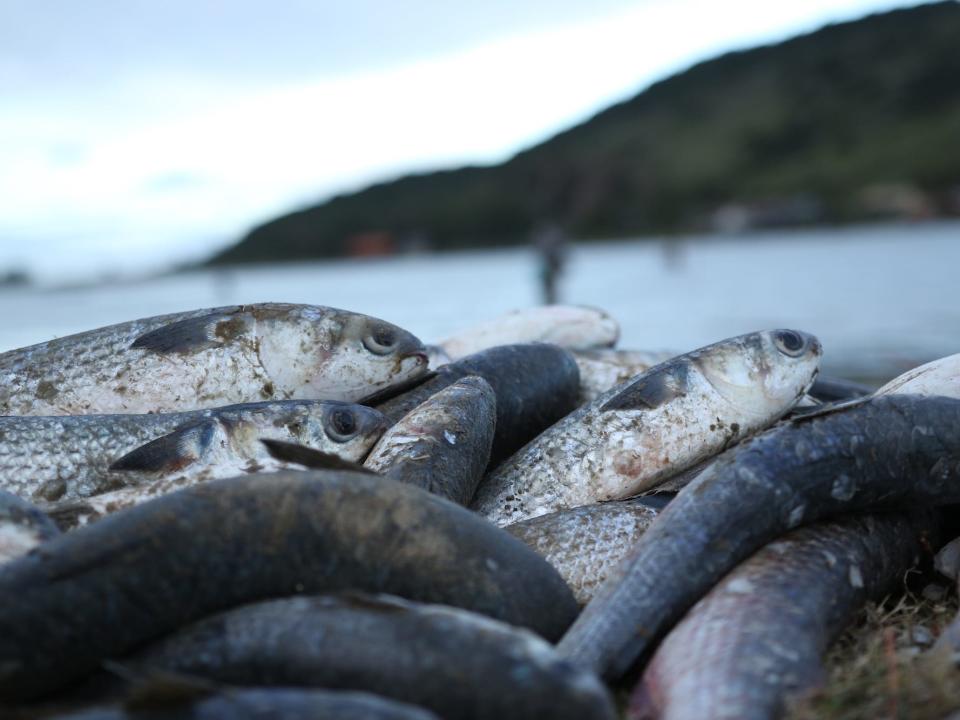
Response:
[533,223,568,305]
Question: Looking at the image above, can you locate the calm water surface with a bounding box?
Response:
[1,221,957,382]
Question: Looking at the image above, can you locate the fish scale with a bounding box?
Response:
[0,303,427,415]
[0,400,386,504]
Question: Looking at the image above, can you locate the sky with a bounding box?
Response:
[0,0,922,282]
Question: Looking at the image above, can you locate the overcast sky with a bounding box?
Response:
[0,0,919,281]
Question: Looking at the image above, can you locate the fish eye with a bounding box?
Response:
[363,324,397,356]
[326,409,358,442]
[774,330,806,357]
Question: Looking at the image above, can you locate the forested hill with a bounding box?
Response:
[211,1,960,264]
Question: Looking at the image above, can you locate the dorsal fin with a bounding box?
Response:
[600,362,689,412]
[130,310,250,354]
[261,439,377,474]
[109,421,217,474]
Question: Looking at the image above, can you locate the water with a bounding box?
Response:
[1,220,957,382]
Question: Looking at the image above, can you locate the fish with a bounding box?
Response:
[629,511,933,720]
[557,394,960,680]
[807,375,874,402]
[0,400,387,506]
[0,490,60,565]
[375,343,580,467]
[364,377,496,505]
[876,352,960,398]
[473,330,822,526]
[129,594,616,720]
[0,470,578,699]
[573,349,678,405]
[0,303,428,415]
[437,305,619,362]
[504,498,662,605]
[43,687,440,720]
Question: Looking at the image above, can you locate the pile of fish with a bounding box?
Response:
[1,301,960,719]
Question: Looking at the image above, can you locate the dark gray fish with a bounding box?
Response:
[130,594,616,720]
[375,343,580,467]
[365,377,496,505]
[505,499,661,605]
[557,394,960,679]
[0,490,60,565]
[0,471,577,700]
[630,512,933,720]
[807,375,874,402]
[45,687,439,720]
[0,303,428,415]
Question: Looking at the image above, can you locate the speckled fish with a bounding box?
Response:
[557,394,960,680]
[436,305,619,363]
[130,594,616,720]
[364,377,495,505]
[573,349,677,405]
[876,352,960,398]
[630,512,932,720]
[473,330,822,526]
[505,498,663,605]
[376,344,580,467]
[0,470,577,700]
[0,490,59,565]
[0,400,386,506]
[0,303,428,415]
[45,688,439,720]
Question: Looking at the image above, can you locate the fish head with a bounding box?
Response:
[694,329,822,416]
[255,306,429,402]
[295,402,389,461]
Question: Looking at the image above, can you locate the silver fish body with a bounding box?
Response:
[876,351,960,398]
[0,303,427,415]
[0,400,386,506]
[365,377,496,506]
[630,512,931,720]
[0,490,59,565]
[505,499,662,605]
[438,305,619,362]
[473,330,821,525]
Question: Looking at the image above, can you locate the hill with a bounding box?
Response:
[211,2,960,264]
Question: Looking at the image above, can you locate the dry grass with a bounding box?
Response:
[788,591,960,720]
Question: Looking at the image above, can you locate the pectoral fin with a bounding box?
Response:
[110,421,217,474]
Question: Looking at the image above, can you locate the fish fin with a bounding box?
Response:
[130,310,250,354]
[102,661,219,710]
[109,421,217,474]
[261,439,378,474]
[600,362,688,412]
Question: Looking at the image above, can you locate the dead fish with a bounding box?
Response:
[46,687,439,720]
[630,511,932,720]
[573,349,677,405]
[364,377,496,506]
[129,594,616,720]
[437,305,619,362]
[375,344,580,467]
[0,400,386,505]
[504,499,662,605]
[0,490,59,565]
[0,470,578,700]
[0,303,428,415]
[557,394,960,680]
[473,330,822,526]
[807,375,874,402]
[876,352,960,398]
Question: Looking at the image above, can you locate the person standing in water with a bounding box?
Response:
[533,222,568,305]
